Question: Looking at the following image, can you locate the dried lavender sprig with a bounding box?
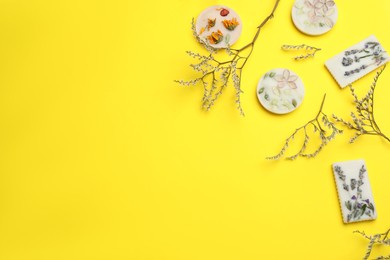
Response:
[354,229,390,260]
[333,65,390,143]
[364,235,381,260]
[266,94,343,160]
[281,44,321,61]
[176,0,281,115]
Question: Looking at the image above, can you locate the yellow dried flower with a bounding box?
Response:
[207,18,216,30]
[207,30,223,44]
[222,18,239,31]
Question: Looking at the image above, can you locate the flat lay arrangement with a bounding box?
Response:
[175,1,390,259]
[2,1,390,259]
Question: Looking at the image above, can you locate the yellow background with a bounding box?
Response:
[0,0,390,259]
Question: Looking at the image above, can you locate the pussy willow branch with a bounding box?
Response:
[281,44,321,60]
[267,94,342,160]
[176,0,280,115]
[333,65,390,143]
[354,229,390,260]
[236,0,281,64]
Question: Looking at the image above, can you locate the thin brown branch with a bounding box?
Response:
[354,229,390,260]
[267,94,343,160]
[176,0,281,114]
[333,65,389,143]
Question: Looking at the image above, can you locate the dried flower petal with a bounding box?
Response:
[207,18,216,30]
[326,0,335,7]
[222,18,239,31]
[304,0,314,8]
[207,30,224,45]
[220,8,229,17]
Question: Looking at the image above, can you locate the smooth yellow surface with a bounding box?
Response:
[0,0,390,259]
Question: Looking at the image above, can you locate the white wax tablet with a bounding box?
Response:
[257,68,304,114]
[332,160,377,224]
[325,35,390,88]
[196,6,242,49]
[291,0,338,36]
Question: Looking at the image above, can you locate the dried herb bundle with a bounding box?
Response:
[333,65,390,143]
[281,44,321,61]
[354,229,390,260]
[267,94,343,160]
[175,0,280,115]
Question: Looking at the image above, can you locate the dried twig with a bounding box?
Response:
[267,94,342,160]
[354,229,390,260]
[333,65,390,143]
[281,44,321,60]
[176,0,281,115]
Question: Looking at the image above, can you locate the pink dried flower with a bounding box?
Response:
[274,70,298,89]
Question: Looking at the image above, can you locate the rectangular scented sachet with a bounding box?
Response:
[332,159,377,223]
[325,35,389,88]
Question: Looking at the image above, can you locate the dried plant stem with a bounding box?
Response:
[176,0,280,115]
[267,94,342,160]
[333,65,390,143]
[281,44,321,60]
[354,229,390,260]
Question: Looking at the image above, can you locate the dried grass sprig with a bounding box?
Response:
[354,229,390,260]
[175,0,281,115]
[333,65,390,143]
[281,44,321,61]
[266,94,343,160]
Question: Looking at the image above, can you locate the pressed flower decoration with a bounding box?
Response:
[222,18,240,31]
[257,69,304,114]
[306,0,336,28]
[334,164,375,222]
[194,6,243,49]
[219,8,229,17]
[257,69,305,114]
[292,0,338,36]
[312,0,335,12]
[325,35,390,88]
[274,69,298,89]
[342,42,387,76]
[207,18,216,30]
[175,1,280,115]
[207,30,224,44]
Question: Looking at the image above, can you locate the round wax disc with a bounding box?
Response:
[196,6,242,48]
[291,0,338,36]
[257,69,305,114]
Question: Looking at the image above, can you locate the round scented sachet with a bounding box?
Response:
[256,68,305,114]
[291,0,338,36]
[196,5,242,48]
